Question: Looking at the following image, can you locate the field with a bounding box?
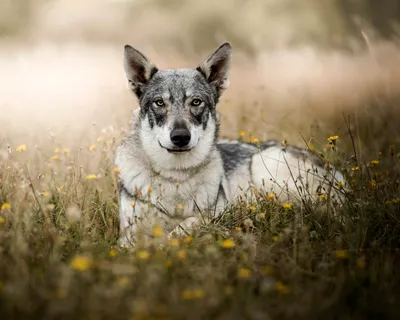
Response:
[1,1,400,319]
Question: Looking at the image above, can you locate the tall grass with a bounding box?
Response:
[1,103,400,319]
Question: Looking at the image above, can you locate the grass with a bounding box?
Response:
[1,106,400,320]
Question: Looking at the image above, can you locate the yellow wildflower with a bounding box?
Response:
[183,235,193,244]
[181,290,193,300]
[62,148,70,154]
[237,268,251,279]
[272,235,280,242]
[86,174,97,180]
[351,166,359,171]
[147,186,153,193]
[1,203,11,211]
[327,135,339,142]
[261,265,275,276]
[169,238,180,247]
[275,281,291,294]
[336,181,344,189]
[130,201,136,207]
[15,144,27,152]
[370,160,379,165]
[357,256,366,269]
[70,256,92,271]
[249,205,256,211]
[136,250,150,260]
[54,148,59,153]
[117,276,130,288]
[89,145,96,151]
[257,212,266,219]
[224,286,234,295]
[283,203,292,210]
[109,249,118,257]
[319,194,327,199]
[153,224,164,237]
[0,217,5,224]
[192,289,204,299]
[113,167,120,174]
[165,260,173,268]
[177,203,184,211]
[335,250,348,259]
[369,180,377,188]
[250,136,259,144]
[176,249,187,260]
[239,130,246,138]
[267,193,275,200]
[181,289,204,300]
[58,186,64,191]
[40,191,50,197]
[51,155,58,160]
[220,239,235,248]
[235,227,242,232]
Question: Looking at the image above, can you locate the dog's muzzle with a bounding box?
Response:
[158,141,192,153]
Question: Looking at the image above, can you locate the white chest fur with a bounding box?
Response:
[115,141,226,244]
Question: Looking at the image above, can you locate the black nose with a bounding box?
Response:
[170,128,191,148]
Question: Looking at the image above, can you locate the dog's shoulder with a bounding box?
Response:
[216,139,260,176]
[216,139,325,176]
[115,108,141,158]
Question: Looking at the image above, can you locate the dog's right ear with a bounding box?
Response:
[124,45,158,97]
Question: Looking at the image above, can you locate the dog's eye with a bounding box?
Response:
[191,99,202,106]
[154,99,165,107]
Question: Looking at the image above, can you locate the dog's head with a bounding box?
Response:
[123,42,232,170]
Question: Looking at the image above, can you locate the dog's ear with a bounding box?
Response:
[124,45,158,97]
[197,42,232,96]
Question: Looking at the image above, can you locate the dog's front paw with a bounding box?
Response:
[118,236,135,249]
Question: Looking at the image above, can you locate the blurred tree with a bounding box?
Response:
[339,0,400,40]
[0,0,33,36]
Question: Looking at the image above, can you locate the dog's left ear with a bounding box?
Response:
[197,42,232,96]
[124,45,158,97]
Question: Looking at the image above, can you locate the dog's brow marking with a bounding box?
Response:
[162,92,171,100]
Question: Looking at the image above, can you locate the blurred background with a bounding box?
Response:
[1,0,400,152]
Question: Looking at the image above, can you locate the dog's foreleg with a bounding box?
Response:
[118,192,140,248]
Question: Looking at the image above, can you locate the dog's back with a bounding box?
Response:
[216,139,344,202]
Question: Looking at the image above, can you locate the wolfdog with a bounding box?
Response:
[115,42,345,246]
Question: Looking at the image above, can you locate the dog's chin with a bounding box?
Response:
[158,142,193,154]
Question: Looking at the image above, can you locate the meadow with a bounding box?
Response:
[1,0,400,319]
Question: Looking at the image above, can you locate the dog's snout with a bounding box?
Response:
[170,122,191,148]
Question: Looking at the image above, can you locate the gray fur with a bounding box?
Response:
[115,42,346,246]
